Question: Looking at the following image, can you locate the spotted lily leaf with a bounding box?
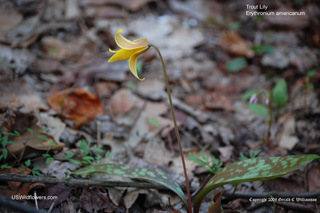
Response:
[73,163,188,208]
[194,154,320,213]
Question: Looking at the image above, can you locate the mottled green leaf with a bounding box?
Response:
[272,78,288,108]
[194,154,320,213]
[73,163,188,208]
[249,104,269,117]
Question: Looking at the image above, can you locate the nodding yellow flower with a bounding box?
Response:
[108,29,149,81]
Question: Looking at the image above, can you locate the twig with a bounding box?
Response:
[0,173,194,191]
[132,89,210,124]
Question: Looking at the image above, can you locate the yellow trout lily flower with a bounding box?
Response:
[108,29,149,81]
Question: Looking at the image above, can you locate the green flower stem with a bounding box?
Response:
[267,93,272,147]
[149,44,192,213]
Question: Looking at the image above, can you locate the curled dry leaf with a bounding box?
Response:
[208,192,222,213]
[47,88,103,127]
[220,31,254,58]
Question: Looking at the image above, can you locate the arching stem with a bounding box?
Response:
[149,44,192,213]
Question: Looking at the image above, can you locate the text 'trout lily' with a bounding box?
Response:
[108,29,149,81]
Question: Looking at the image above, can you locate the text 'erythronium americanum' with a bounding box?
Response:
[108,29,149,81]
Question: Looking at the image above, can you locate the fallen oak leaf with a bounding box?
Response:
[47,88,103,127]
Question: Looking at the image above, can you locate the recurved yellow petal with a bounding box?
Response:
[108,47,145,62]
[115,29,148,50]
[133,38,148,44]
[128,47,148,81]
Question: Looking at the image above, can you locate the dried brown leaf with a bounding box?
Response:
[7,125,65,157]
[47,88,103,127]
[208,192,222,213]
[220,31,254,58]
[109,89,143,117]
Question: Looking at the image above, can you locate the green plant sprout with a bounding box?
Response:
[0,128,44,174]
[243,78,288,146]
[251,45,275,55]
[24,159,42,176]
[42,153,54,164]
[188,152,222,175]
[0,128,19,169]
[226,57,247,73]
[78,139,111,165]
[42,139,110,167]
[1,127,110,177]
[303,69,317,112]
[239,149,262,160]
[72,30,320,213]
